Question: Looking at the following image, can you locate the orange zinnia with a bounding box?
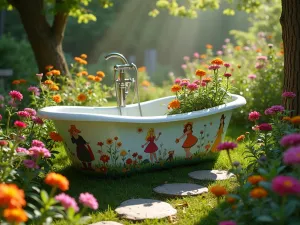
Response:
[46,71,53,76]
[52,94,62,103]
[74,57,81,63]
[44,80,54,85]
[94,76,102,82]
[291,116,300,124]
[96,71,105,78]
[171,84,181,93]
[195,69,206,77]
[44,172,69,191]
[250,187,268,198]
[168,99,180,109]
[45,65,54,70]
[282,116,291,122]
[200,54,207,59]
[236,135,245,142]
[226,196,236,204]
[0,183,26,208]
[49,131,63,142]
[76,72,82,77]
[203,77,212,83]
[80,59,87,65]
[210,185,227,197]
[81,71,88,76]
[77,93,87,102]
[80,53,87,59]
[3,208,28,223]
[50,84,59,91]
[248,175,265,185]
[235,46,241,51]
[52,70,61,76]
[19,79,26,84]
[138,66,146,72]
[211,58,224,65]
[87,75,95,81]
[141,80,150,87]
[206,44,213,49]
[12,80,20,85]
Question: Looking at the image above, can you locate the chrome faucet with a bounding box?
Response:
[104,53,142,116]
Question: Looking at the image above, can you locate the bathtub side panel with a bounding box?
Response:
[53,111,232,175]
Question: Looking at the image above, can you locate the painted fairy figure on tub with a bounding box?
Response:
[68,125,95,170]
[176,122,198,159]
[141,128,162,163]
[211,114,226,152]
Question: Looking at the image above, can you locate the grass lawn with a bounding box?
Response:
[51,122,247,225]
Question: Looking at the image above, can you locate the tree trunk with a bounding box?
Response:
[280,0,300,115]
[10,0,69,75]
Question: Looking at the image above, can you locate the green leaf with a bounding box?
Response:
[256,215,274,222]
[40,190,49,203]
[223,8,235,15]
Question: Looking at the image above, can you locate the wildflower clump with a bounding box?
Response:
[168,58,233,115]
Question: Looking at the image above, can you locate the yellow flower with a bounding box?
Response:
[120,150,127,156]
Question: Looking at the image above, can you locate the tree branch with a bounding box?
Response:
[52,0,69,43]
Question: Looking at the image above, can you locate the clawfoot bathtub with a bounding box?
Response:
[38,94,246,176]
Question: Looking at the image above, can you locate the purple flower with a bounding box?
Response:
[219,221,236,225]
[0,114,2,121]
[55,193,79,212]
[264,108,275,115]
[280,134,300,147]
[282,91,296,98]
[31,140,45,148]
[283,146,300,165]
[79,192,98,210]
[23,159,39,169]
[272,175,300,196]
[217,142,237,151]
[258,123,272,131]
[270,105,285,113]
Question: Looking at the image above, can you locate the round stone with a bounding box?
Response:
[153,183,208,196]
[89,222,123,225]
[188,170,235,180]
[115,198,177,220]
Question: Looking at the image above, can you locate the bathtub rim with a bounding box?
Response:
[37,94,246,124]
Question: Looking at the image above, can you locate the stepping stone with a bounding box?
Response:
[188,170,234,180]
[115,198,177,220]
[89,222,123,225]
[153,183,208,196]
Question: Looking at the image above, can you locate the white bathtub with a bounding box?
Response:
[38,94,246,175]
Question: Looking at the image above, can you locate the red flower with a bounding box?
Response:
[132,152,138,158]
[100,155,110,163]
[99,166,108,173]
[9,90,23,101]
[138,155,143,160]
[126,158,133,165]
[97,142,104,147]
[14,121,27,129]
[258,123,272,131]
[0,140,8,146]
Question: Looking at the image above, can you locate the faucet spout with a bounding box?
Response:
[104,52,129,64]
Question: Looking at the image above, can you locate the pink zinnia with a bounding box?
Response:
[283,146,300,165]
[193,80,201,85]
[187,83,198,91]
[264,108,275,115]
[224,73,231,78]
[14,121,27,129]
[282,91,296,98]
[0,114,2,121]
[9,90,23,101]
[216,50,223,56]
[0,140,8,146]
[255,62,264,69]
[248,74,257,79]
[23,159,39,169]
[193,52,200,58]
[79,192,98,210]
[36,73,43,80]
[181,64,187,69]
[24,108,37,116]
[217,142,237,151]
[180,80,189,87]
[201,81,207,87]
[258,123,272,131]
[208,65,221,70]
[257,56,268,61]
[0,95,4,101]
[280,133,300,147]
[248,111,260,121]
[174,78,181,84]
[28,146,51,158]
[32,116,44,125]
[219,221,236,225]
[183,56,190,61]
[270,105,285,113]
[16,147,29,155]
[31,140,45,148]
[17,111,31,118]
[271,175,300,196]
[224,63,231,68]
[55,193,79,212]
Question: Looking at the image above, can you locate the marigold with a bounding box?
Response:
[81,71,88,76]
[96,71,105,78]
[77,93,87,102]
[44,172,69,191]
[236,135,245,142]
[76,72,82,77]
[248,175,265,185]
[171,84,181,93]
[226,196,236,204]
[210,185,227,197]
[74,57,82,63]
[0,183,26,208]
[291,116,300,124]
[45,65,54,70]
[211,58,224,65]
[50,84,59,91]
[80,59,87,65]
[168,99,180,109]
[46,71,53,76]
[141,80,150,87]
[87,75,95,81]
[206,44,213,49]
[202,77,212,83]
[282,116,291,122]
[80,53,87,59]
[250,187,268,198]
[52,70,61,76]
[3,208,28,223]
[12,80,20,85]
[94,76,102,82]
[195,69,206,77]
[52,94,62,103]
[49,131,63,142]
[44,80,54,85]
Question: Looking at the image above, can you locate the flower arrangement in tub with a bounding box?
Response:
[167,57,232,115]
